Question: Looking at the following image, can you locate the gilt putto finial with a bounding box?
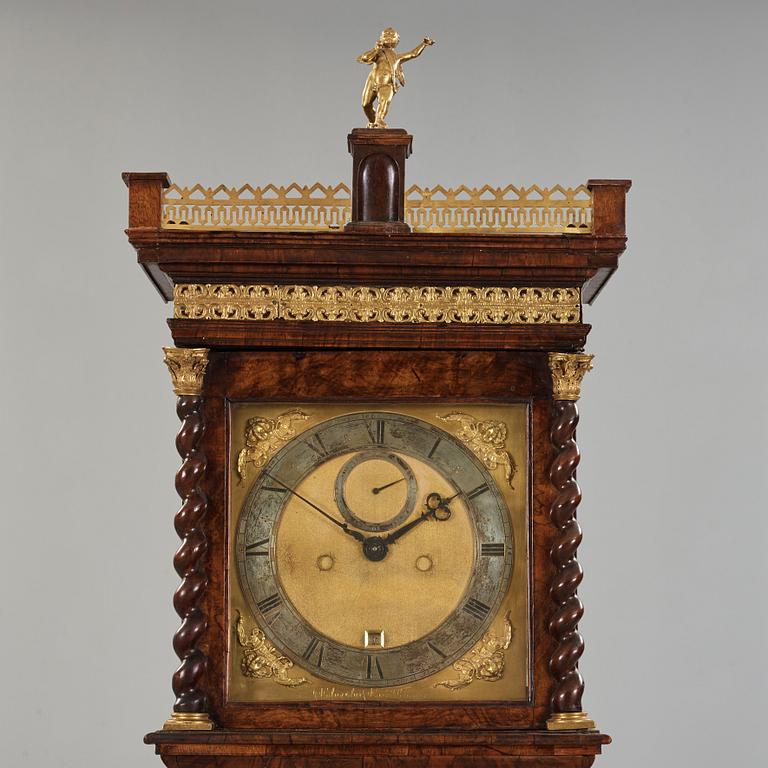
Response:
[356,28,434,128]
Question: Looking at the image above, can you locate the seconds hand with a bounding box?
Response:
[264,473,366,542]
[372,478,406,495]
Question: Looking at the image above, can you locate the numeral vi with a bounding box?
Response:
[366,654,385,680]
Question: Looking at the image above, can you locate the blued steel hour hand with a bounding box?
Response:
[357,492,456,563]
[383,492,453,545]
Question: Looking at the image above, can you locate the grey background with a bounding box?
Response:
[1,1,765,766]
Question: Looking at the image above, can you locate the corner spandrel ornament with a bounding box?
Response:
[357,28,434,128]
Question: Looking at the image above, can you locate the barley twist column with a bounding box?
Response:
[546,352,596,731]
[161,347,215,731]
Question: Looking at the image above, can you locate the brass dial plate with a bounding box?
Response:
[228,402,530,703]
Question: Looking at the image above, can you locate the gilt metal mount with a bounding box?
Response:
[357,28,434,128]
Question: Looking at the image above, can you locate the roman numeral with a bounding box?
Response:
[367,419,385,445]
[261,485,289,494]
[245,537,270,557]
[305,433,327,456]
[256,593,282,614]
[302,637,325,666]
[463,597,491,621]
[427,438,441,459]
[366,654,385,680]
[481,542,505,557]
[426,641,447,659]
[466,484,489,500]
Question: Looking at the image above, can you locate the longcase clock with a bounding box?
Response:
[123,125,630,767]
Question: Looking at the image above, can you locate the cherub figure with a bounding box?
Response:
[357,28,434,128]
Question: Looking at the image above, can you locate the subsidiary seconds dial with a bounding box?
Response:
[335,450,417,532]
[235,411,513,688]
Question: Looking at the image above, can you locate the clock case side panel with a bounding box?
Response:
[200,350,559,731]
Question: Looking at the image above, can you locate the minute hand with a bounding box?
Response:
[264,473,366,543]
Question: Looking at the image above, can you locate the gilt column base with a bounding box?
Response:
[162,712,216,731]
[546,712,597,731]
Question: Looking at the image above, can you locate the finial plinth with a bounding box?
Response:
[345,128,413,234]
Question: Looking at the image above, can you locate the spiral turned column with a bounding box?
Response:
[161,347,215,731]
[546,352,596,732]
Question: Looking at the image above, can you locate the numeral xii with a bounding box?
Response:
[367,419,385,445]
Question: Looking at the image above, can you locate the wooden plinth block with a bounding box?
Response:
[346,128,412,233]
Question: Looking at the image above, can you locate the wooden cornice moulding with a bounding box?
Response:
[121,170,629,307]
[125,230,627,305]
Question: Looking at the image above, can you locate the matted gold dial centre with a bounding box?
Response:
[276,452,474,648]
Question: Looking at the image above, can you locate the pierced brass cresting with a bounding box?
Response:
[175,284,581,325]
[164,183,351,230]
[437,412,517,487]
[235,612,307,688]
[162,347,209,396]
[434,612,514,691]
[162,183,592,234]
[547,352,594,401]
[406,185,592,233]
[236,409,308,482]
